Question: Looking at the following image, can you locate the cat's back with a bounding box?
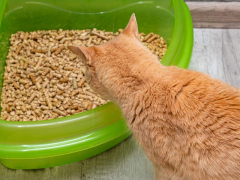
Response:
[163,66,240,141]
[142,66,240,179]
[161,66,240,179]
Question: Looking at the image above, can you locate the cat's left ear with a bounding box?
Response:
[68,45,95,65]
[123,13,139,40]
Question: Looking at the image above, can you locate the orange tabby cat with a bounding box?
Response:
[69,14,240,180]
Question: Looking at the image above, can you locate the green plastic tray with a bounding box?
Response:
[0,0,193,169]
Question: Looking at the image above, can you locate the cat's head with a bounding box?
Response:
[68,14,141,99]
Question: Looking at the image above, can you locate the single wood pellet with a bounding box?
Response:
[1,29,167,121]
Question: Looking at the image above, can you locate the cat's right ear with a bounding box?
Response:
[123,13,139,40]
[68,45,95,65]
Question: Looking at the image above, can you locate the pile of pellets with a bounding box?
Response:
[1,29,167,121]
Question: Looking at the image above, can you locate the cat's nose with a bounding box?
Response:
[85,70,91,83]
[86,75,91,83]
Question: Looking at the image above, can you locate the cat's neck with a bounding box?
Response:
[106,55,166,110]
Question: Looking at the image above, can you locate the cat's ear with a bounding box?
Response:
[123,13,139,40]
[68,45,95,65]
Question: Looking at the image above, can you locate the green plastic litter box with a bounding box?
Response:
[0,0,193,169]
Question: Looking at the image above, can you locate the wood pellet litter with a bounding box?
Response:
[0,29,167,121]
